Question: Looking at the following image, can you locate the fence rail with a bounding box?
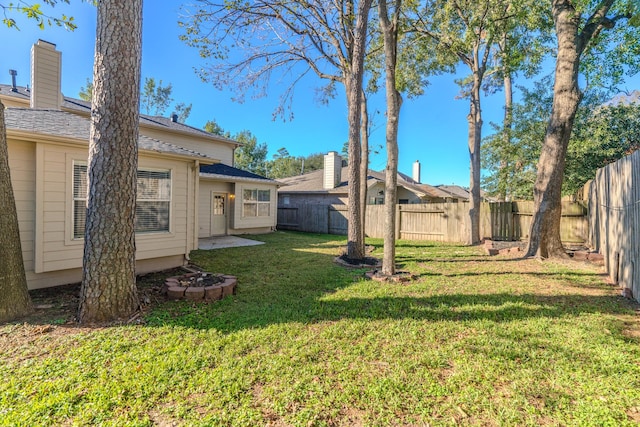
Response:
[277,201,587,243]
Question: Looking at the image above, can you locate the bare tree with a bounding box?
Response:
[78,0,143,323]
[181,0,373,259]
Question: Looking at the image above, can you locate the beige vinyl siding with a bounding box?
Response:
[140,127,234,165]
[25,255,186,290]
[30,41,63,110]
[397,187,422,203]
[198,180,233,237]
[7,139,36,273]
[232,183,277,231]
[28,142,195,277]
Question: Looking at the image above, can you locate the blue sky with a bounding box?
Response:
[2,2,639,186]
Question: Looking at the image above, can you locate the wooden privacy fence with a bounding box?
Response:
[277,201,587,243]
[587,150,640,300]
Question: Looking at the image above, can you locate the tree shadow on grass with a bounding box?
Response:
[142,232,639,333]
[145,236,639,333]
[12,232,638,334]
[145,288,638,334]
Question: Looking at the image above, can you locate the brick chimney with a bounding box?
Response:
[323,151,342,189]
[30,40,63,110]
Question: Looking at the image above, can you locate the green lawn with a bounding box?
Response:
[2,231,640,426]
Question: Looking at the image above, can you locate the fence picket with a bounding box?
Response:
[278,201,587,243]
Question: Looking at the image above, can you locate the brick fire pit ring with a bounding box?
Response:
[164,272,237,302]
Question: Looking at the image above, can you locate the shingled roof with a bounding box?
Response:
[200,163,277,183]
[278,166,450,199]
[5,108,217,161]
[0,83,239,146]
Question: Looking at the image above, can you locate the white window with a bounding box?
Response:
[73,162,171,238]
[135,169,171,233]
[73,163,88,239]
[243,189,271,217]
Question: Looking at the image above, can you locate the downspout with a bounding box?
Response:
[193,160,200,252]
[185,160,200,263]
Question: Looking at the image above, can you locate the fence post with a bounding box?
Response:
[395,204,401,240]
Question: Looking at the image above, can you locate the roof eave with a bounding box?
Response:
[199,172,279,185]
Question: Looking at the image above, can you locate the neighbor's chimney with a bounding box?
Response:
[9,69,18,92]
[323,151,342,189]
[412,160,421,183]
[30,40,63,109]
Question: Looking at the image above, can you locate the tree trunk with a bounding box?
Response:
[359,91,369,252]
[526,0,584,258]
[467,70,483,245]
[380,0,402,276]
[0,101,33,323]
[499,53,513,202]
[78,0,143,323]
[345,0,372,260]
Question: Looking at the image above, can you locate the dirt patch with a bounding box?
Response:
[6,266,203,326]
[364,270,418,283]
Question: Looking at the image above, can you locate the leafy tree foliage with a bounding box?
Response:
[79,77,93,101]
[566,101,640,194]
[412,0,524,244]
[234,130,268,176]
[141,77,173,116]
[80,76,192,123]
[482,78,553,200]
[172,102,192,124]
[266,151,325,179]
[483,83,640,200]
[203,119,228,137]
[1,0,76,30]
[525,0,639,258]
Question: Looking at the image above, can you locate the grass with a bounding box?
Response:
[2,231,640,426]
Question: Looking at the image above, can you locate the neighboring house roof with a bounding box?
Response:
[5,108,217,162]
[0,83,240,147]
[278,166,450,199]
[200,163,278,184]
[435,185,471,200]
[435,184,495,202]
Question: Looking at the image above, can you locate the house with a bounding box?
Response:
[277,151,451,207]
[3,40,278,289]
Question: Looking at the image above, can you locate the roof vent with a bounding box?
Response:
[9,69,17,92]
[171,113,178,123]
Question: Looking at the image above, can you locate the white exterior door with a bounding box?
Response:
[211,193,227,236]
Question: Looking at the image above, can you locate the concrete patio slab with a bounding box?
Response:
[198,236,265,250]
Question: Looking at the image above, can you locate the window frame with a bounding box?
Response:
[242,188,272,218]
[72,161,173,240]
